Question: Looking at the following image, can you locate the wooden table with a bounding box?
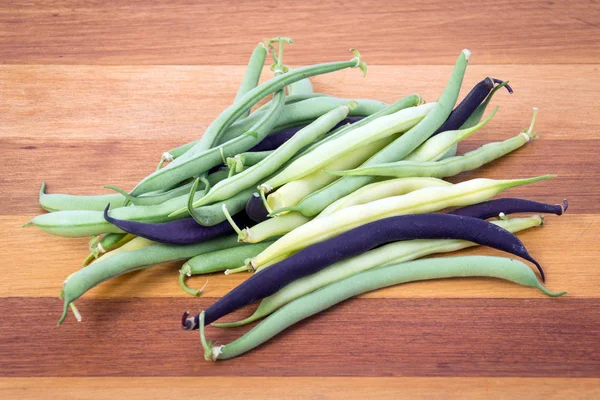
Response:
[1,1,599,398]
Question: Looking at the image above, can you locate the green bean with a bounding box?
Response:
[157,94,370,169]
[179,241,275,296]
[239,212,310,243]
[404,107,498,162]
[439,143,458,159]
[58,235,242,325]
[226,151,272,176]
[261,102,435,192]
[318,177,452,218]
[235,41,269,118]
[286,75,313,96]
[201,255,565,360]
[186,181,256,226]
[27,187,209,237]
[250,175,554,270]
[278,49,471,217]
[82,233,135,267]
[134,49,367,196]
[267,135,395,213]
[216,215,544,327]
[329,110,537,179]
[183,104,352,210]
[39,182,127,212]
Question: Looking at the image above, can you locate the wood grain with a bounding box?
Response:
[1,0,599,65]
[1,297,598,377]
[2,377,599,400]
[2,0,599,396]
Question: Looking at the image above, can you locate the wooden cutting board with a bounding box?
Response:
[1,1,599,398]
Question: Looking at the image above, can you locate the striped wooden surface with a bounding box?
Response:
[1,1,599,398]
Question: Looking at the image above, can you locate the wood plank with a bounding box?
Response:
[1,1,598,65]
[1,377,599,400]
[1,65,598,141]
[1,297,598,377]
[3,214,597,299]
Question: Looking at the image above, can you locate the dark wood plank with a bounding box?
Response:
[1,0,599,65]
[1,297,598,377]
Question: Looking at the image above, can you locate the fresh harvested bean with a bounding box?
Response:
[226,151,272,176]
[185,212,546,328]
[318,177,452,218]
[287,76,313,96]
[267,135,395,212]
[186,180,256,226]
[249,117,363,152]
[278,50,471,217]
[251,175,554,270]
[133,49,367,196]
[234,41,269,118]
[103,205,250,245]
[450,198,568,219]
[297,94,423,158]
[260,102,436,192]
[245,192,270,223]
[327,117,537,179]
[104,169,228,207]
[216,215,544,327]
[461,80,511,130]
[179,241,275,296]
[404,107,497,162]
[238,212,310,243]
[184,104,352,209]
[432,77,511,136]
[82,232,135,267]
[198,256,565,360]
[39,182,126,212]
[58,235,242,325]
[27,188,209,237]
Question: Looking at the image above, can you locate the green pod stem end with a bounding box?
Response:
[179,264,208,297]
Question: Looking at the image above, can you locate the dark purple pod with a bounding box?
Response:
[433,77,513,136]
[103,205,250,245]
[245,192,270,223]
[183,213,544,330]
[249,117,364,152]
[450,198,568,220]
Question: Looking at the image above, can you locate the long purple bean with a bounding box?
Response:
[432,77,512,136]
[183,213,544,329]
[249,117,363,152]
[103,205,250,245]
[450,198,568,220]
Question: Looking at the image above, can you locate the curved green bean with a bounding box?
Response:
[235,41,269,118]
[183,104,352,210]
[215,215,544,327]
[404,106,498,162]
[82,232,135,267]
[186,181,256,226]
[39,182,127,212]
[261,102,435,192]
[329,112,537,178]
[133,49,367,196]
[179,241,275,296]
[318,177,452,218]
[58,235,243,325]
[277,49,471,217]
[251,175,554,270]
[201,255,565,360]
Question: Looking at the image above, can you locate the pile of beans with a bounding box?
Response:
[28,38,567,361]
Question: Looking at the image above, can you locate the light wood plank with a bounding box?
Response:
[1,65,598,141]
[1,0,598,65]
[2,215,597,298]
[1,377,599,400]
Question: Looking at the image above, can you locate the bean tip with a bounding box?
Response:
[181,311,197,330]
[462,49,472,60]
[561,199,569,213]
